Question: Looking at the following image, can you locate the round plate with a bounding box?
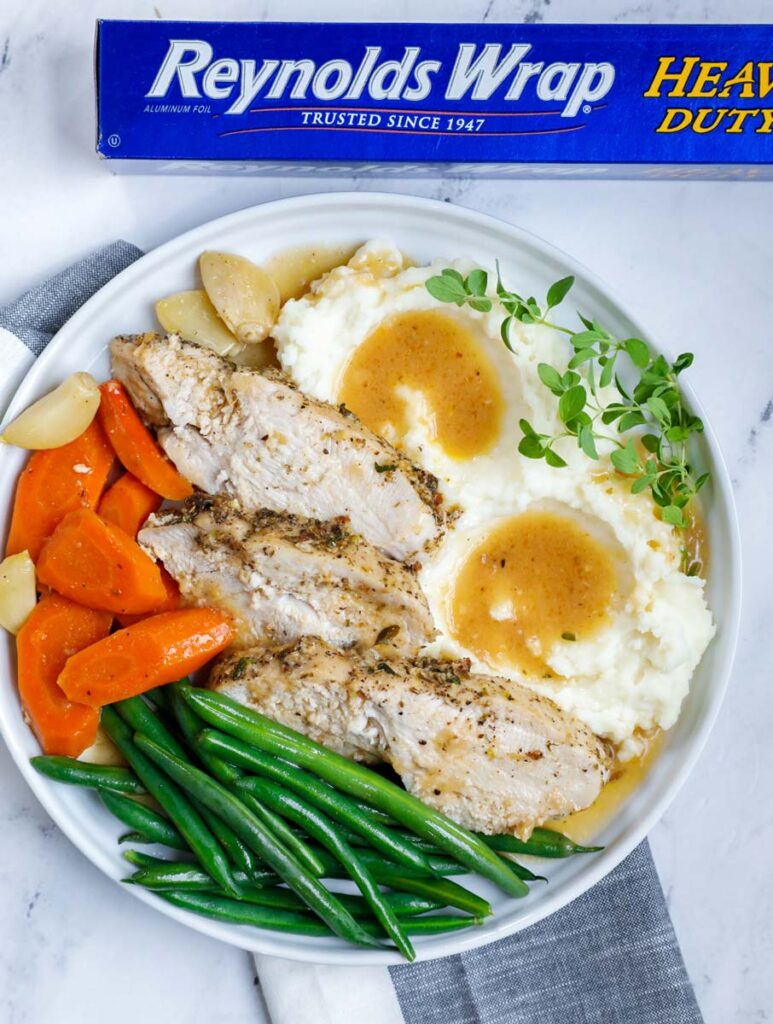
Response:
[0,192,741,964]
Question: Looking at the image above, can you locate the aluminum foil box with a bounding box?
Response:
[95,20,773,178]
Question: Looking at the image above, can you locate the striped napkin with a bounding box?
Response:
[0,242,705,1024]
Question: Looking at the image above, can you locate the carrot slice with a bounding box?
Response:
[116,568,181,627]
[5,419,114,560]
[98,380,193,500]
[36,509,167,615]
[17,594,112,756]
[97,473,162,538]
[57,608,233,706]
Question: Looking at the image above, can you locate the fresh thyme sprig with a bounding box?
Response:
[425,265,708,532]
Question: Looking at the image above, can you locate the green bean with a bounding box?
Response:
[169,689,324,878]
[133,733,383,950]
[128,864,279,892]
[247,798,328,876]
[130,866,442,918]
[196,803,269,877]
[100,790,188,850]
[30,756,145,795]
[237,777,415,961]
[482,828,603,858]
[376,831,545,882]
[495,857,546,883]
[167,687,326,877]
[285,844,492,918]
[184,688,527,899]
[166,687,266,878]
[113,697,261,879]
[101,708,240,898]
[122,849,181,869]
[119,830,167,847]
[113,696,188,757]
[161,891,480,940]
[168,683,241,785]
[200,731,434,874]
[143,686,173,713]
[308,844,461,880]
[350,800,396,827]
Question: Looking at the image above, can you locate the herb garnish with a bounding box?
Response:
[374,463,397,474]
[232,657,253,680]
[425,266,708,531]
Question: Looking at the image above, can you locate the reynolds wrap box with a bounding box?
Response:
[95,20,773,178]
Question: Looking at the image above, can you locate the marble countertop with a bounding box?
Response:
[1,0,771,1021]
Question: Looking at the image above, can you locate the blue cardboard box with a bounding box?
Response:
[95,20,773,178]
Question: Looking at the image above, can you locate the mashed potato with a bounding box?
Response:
[273,241,715,758]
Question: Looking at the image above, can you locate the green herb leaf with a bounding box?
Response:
[578,423,598,460]
[546,275,574,309]
[426,274,467,305]
[558,385,587,423]
[501,316,516,352]
[545,447,568,468]
[618,410,646,432]
[624,337,651,368]
[661,505,685,527]
[610,440,641,476]
[518,435,546,459]
[466,269,488,296]
[630,475,652,494]
[646,395,671,424]
[537,363,565,395]
[599,353,617,389]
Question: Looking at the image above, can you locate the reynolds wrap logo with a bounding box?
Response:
[145,40,615,137]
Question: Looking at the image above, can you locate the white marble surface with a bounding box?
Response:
[0,0,771,1021]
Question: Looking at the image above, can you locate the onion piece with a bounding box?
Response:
[0,551,36,635]
[199,251,281,345]
[156,289,240,357]
[229,340,279,370]
[2,373,100,450]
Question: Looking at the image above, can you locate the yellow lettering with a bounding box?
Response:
[692,108,726,133]
[691,61,727,97]
[643,56,702,98]
[725,107,759,133]
[718,60,757,98]
[756,108,773,133]
[759,63,773,98]
[655,107,693,132]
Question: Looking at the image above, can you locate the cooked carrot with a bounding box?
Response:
[17,594,112,756]
[5,420,114,560]
[57,608,234,706]
[98,380,193,500]
[36,509,168,615]
[116,568,181,627]
[98,473,162,538]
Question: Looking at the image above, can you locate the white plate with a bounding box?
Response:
[0,192,741,964]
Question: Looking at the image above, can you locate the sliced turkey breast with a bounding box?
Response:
[139,495,435,655]
[209,636,612,837]
[112,334,442,560]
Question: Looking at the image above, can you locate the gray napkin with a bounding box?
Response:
[0,242,704,1024]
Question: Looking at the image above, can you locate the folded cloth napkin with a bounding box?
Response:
[0,243,705,1024]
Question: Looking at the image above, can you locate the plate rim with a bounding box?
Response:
[0,190,742,964]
